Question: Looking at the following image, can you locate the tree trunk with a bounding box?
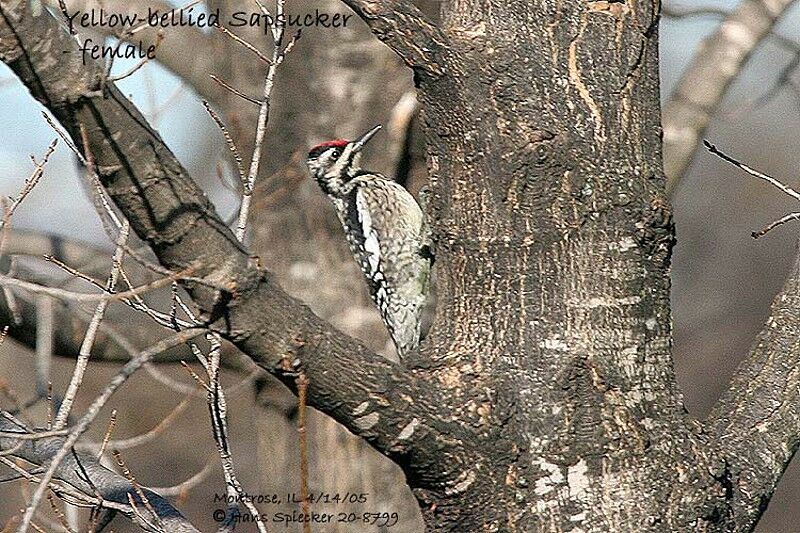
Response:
[358,0,735,530]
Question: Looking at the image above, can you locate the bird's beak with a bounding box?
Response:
[352,125,382,152]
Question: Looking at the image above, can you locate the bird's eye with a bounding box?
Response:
[331,149,342,158]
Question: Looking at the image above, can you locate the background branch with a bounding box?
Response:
[0,229,208,364]
[662,0,798,197]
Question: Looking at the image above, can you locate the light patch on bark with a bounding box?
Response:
[540,337,569,351]
[645,317,658,330]
[621,345,638,355]
[288,261,319,281]
[354,412,380,430]
[569,295,641,308]
[622,389,658,405]
[352,401,370,416]
[568,21,606,143]
[568,459,590,501]
[445,469,476,496]
[588,1,628,16]
[397,417,419,440]
[663,124,699,152]
[533,459,564,496]
[612,236,638,252]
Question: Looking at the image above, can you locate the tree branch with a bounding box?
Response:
[662,0,797,197]
[703,145,800,529]
[339,0,449,76]
[707,250,800,530]
[0,4,466,488]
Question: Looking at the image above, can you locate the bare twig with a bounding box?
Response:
[209,75,261,106]
[54,221,130,429]
[150,458,216,497]
[97,410,117,460]
[34,295,52,403]
[80,397,192,453]
[217,26,272,65]
[0,266,192,305]
[0,139,57,259]
[200,333,267,533]
[45,253,197,332]
[112,450,165,531]
[46,491,76,533]
[235,0,299,242]
[108,32,164,83]
[704,140,800,237]
[753,212,800,238]
[297,372,311,533]
[704,141,800,201]
[202,101,246,187]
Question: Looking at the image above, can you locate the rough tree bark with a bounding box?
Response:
[3,1,800,532]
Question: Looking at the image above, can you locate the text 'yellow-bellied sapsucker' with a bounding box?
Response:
[306,125,433,358]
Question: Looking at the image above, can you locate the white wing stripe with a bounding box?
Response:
[356,189,381,277]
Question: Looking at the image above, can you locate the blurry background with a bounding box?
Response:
[2,0,800,531]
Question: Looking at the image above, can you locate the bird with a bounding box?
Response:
[306,125,432,358]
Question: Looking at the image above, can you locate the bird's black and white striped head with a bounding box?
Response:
[306,125,381,196]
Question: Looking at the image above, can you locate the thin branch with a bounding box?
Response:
[216,26,272,65]
[0,139,57,259]
[149,458,216,497]
[34,294,52,401]
[202,101,246,188]
[97,410,117,460]
[752,211,800,238]
[112,450,165,532]
[200,333,267,533]
[703,141,800,201]
[79,397,191,453]
[296,373,311,533]
[209,75,261,106]
[704,141,800,238]
[235,0,297,242]
[0,266,192,305]
[107,32,164,83]
[0,230,199,364]
[54,221,130,429]
[661,5,729,19]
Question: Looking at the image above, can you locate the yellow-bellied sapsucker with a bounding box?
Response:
[306,125,433,358]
